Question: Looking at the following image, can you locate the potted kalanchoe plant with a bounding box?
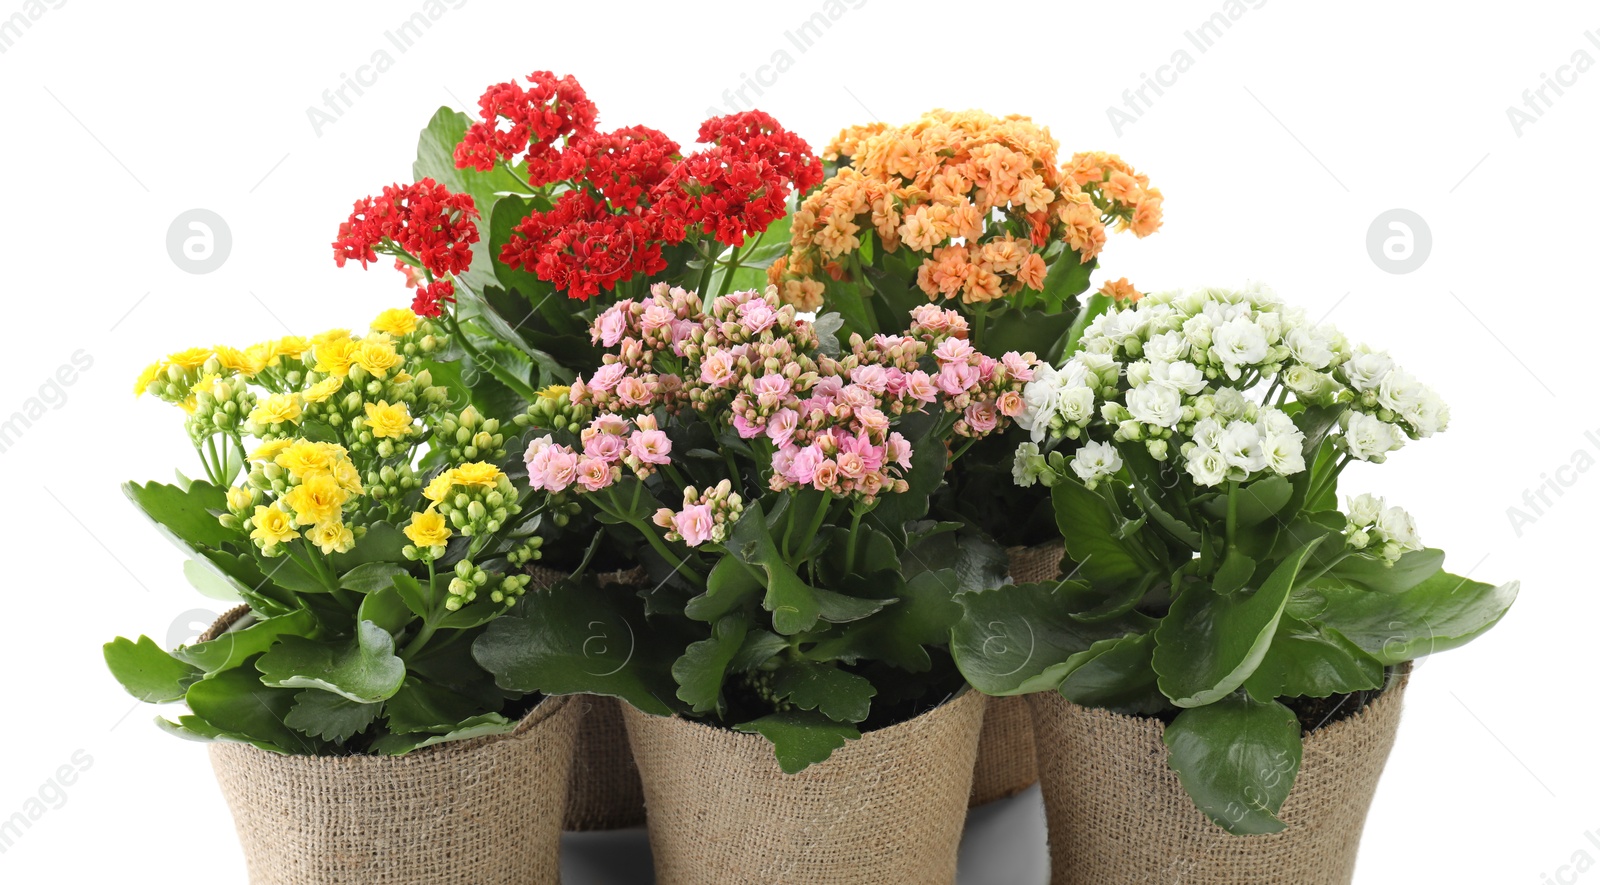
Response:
[770,107,1164,803]
[334,69,824,831]
[106,310,581,885]
[951,283,1519,883]
[470,283,1036,884]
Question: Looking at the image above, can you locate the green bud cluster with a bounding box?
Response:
[743,670,794,713]
[506,535,545,567]
[440,475,523,538]
[186,377,258,442]
[363,463,423,505]
[246,461,292,497]
[516,389,590,434]
[432,405,506,463]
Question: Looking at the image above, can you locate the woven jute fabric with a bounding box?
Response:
[623,690,987,885]
[966,543,1063,807]
[209,694,580,885]
[1029,670,1409,885]
[563,695,647,830]
[525,565,651,831]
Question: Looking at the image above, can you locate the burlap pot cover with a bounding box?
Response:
[966,542,1064,807]
[200,609,582,885]
[623,689,988,885]
[527,564,650,831]
[1029,669,1409,885]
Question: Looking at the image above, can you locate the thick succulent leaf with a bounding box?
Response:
[952,581,1152,696]
[771,660,876,723]
[672,615,748,714]
[368,713,517,756]
[1057,632,1169,716]
[283,690,380,743]
[1242,617,1384,702]
[1153,538,1323,707]
[1164,694,1303,835]
[175,609,316,673]
[256,621,406,704]
[105,636,202,702]
[734,711,860,774]
[1051,478,1146,585]
[1314,570,1519,665]
[186,661,321,753]
[1317,548,1445,595]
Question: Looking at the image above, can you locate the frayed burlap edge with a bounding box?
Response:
[1029,667,1410,885]
[623,690,987,885]
[966,542,1064,807]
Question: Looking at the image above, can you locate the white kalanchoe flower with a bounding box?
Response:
[1012,442,1047,488]
[1346,492,1385,527]
[1071,441,1124,488]
[1126,383,1184,429]
[1210,315,1270,380]
[1341,411,1404,461]
[1185,442,1229,487]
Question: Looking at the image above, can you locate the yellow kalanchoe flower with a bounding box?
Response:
[302,376,344,404]
[241,342,276,374]
[307,519,356,555]
[249,505,299,548]
[275,439,334,478]
[282,473,349,526]
[225,486,255,512]
[404,509,452,548]
[363,401,413,439]
[352,338,403,378]
[167,347,212,370]
[538,385,571,401]
[276,336,312,360]
[250,438,293,462]
[212,346,254,375]
[313,338,356,377]
[248,393,303,426]
[134,361,164,396]
[422,470,456,504]
[451,462,504,488]
[311,328,351,347]
[371,308,420,337]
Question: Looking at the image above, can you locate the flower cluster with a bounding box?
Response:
[478,73,820,300]
[229,438,363,555]
[1344,492,1424,565]
[653,480,745,546]
[331,180,480,316]
[772,109,1162,309]
[523,285,1036,544]
[1016,284,1449,489]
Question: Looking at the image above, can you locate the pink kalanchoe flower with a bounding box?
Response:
[674,503,716,547]
[856,406,890,437]
[575,457,615,492]
[588,362,626,392]
[596,305,630,347]
[997,389,1026,417]
[836,450,866,480]
[628,429,673,465]
[812,459,839,490]
[732,413,764,439]
[700,349,737,386]
[933,337,975,365]
[965,400,999,434]
[641,303,675,332]
[584,431,626,462]
[936,361,979,396]
[788,444,824,485]
[1001,351,1036,383]
[739,299,777,334]
[767,408,799,447]
[527,441,579,492]
[905,370,938,404]
[582,414,629,445]
[751,373,792,409]
[886,433,912,469]
[976,355,998,381]
[616,376,652,408]
[849,364,889,393]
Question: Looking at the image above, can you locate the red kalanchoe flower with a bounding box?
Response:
[332,179,479,278]
[454,71,599,183]
[558,125,682,209]
[662,110,824,247]
[501,191,666,301]
[411,279,457,318]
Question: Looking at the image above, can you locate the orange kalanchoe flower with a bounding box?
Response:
[779,110,1162,309]
[1098,277,1143,304]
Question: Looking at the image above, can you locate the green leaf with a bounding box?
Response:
[1051,478,1146,585]
[1153,538,1324,708]
[368,713,517,755]
[1314,570,1519,665]
[672,615,748,714]
[104,636,202,702]
[1057,632,1168,716]
[1213,550,1257,594]
[1164,694,1303,835]
[384,676,484,735]
[729,629,790,673]
[952,581,1152,696]
[472,577,689,716]
[734,711,860,774]
[435,598,513,631]
[123,480,235,551]
[283,690,380,743]
[685,556,763,623]
[186,660,319,753]
[338,561,410,594]
[903,528,1009,595]
[1200,475,1293,528]
[772,661,876,723]
[256,621,406,704]
[154,714,291,754]
[727,504,891,635]
[182,558,244,603]
[1319,548,1445,594]
[1062,291,1113,356]
[357,586,416,636]
[389,574,432,619]
[862,430,947,535]
[1242,617,1384,702]
[1040,251,1096,310]
[175,609,316,673]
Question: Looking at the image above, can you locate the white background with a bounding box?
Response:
[0,1,1593,882]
